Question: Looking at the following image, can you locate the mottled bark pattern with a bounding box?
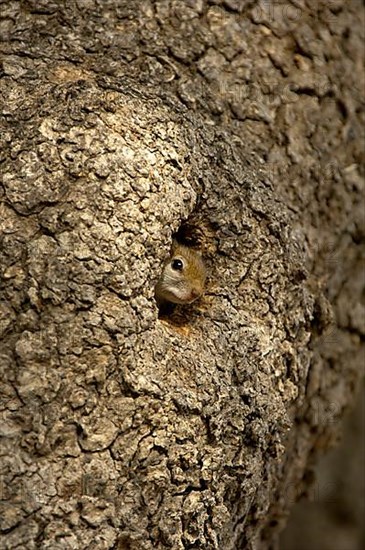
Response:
[0,1,364,549]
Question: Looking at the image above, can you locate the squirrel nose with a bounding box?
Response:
[190,288,201,300]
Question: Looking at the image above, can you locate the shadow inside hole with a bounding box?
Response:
[157,300,205,325]
[173,219,206,249]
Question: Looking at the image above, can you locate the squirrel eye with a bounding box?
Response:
[171,258,184,271]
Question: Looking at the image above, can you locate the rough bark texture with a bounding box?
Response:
[0,1,364,549]
[280,388,365,550]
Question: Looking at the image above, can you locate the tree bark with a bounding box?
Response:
[0,1,364,549]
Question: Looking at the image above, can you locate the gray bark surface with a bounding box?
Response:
[0,1,364,549]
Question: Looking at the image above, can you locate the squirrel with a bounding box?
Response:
[155,241,206,306]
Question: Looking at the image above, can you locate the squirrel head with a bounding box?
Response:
[155,242,206,305]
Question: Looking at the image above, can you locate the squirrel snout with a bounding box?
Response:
[183,285,204,304]
[190,287,203,301]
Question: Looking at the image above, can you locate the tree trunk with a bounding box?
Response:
[0,1,364,549]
